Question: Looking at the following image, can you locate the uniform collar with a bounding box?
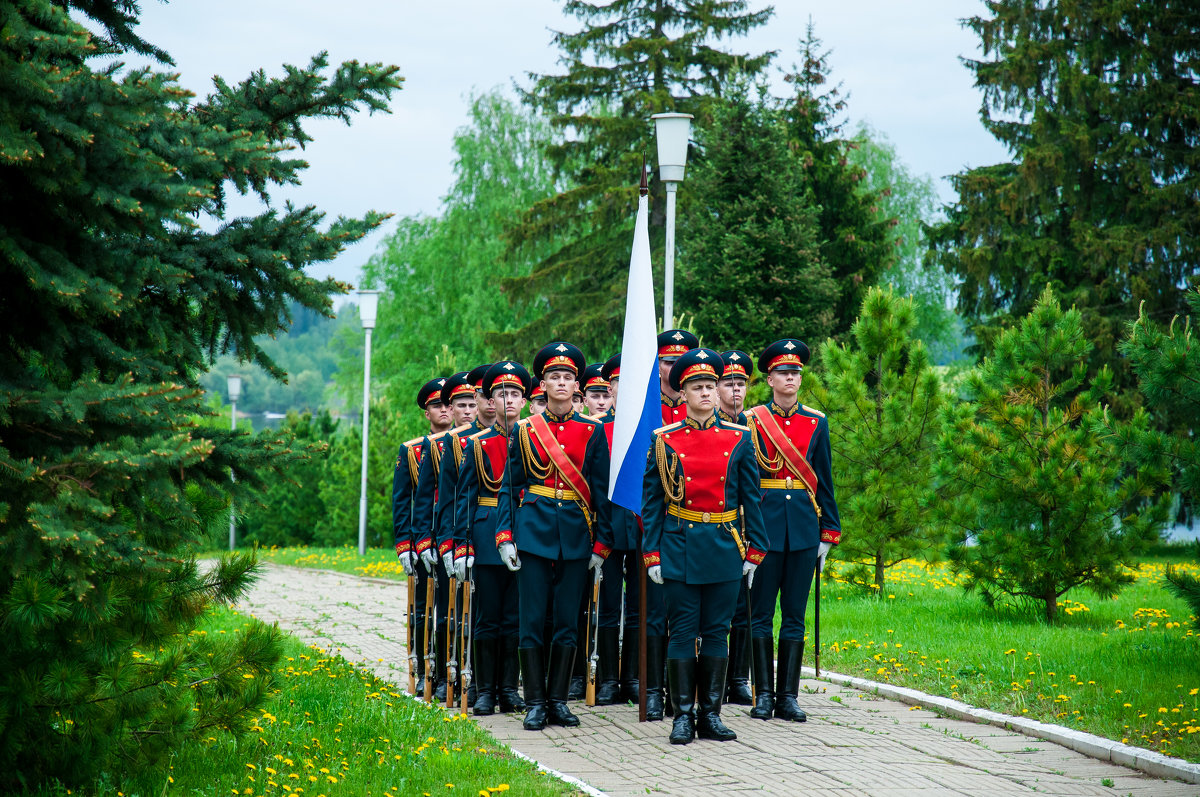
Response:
[544,407,574,424]
[683,412,717,430]
[716,408,739,423]
[661,392,682,408]
[770,400,800,417]
[473,417,490,432]
[491,421,511,437]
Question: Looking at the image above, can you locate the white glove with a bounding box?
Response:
[453,556,467,581]
[588,553,605,576]
[398,551,416,577]
[817,541,833,573]
[742,559,757,590]
[442,551,454,576]
[499,542,522,572]
[420,547,437,572]
[647,564,663,585]
[465,555,474,570]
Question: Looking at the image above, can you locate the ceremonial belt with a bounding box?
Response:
[747,406,820,496]
[478,496,498,507]
[667,505,738,524]
[760,477,807,490]
[528,484,579,501]
[526,414,594,530]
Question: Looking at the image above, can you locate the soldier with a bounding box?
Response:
[454,361,532,716]
[393,377,453,691]
[495,342,612,731]
[412,371,478,701]
[717,349,753,704]
[581,363,613,419]
[596,353,666,718]
[528,383,547,416]
[745,339,841,723]
[642,348,769,744]
[435,365,496,574]
[658,329,698,425]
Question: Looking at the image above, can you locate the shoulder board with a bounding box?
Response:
[403,437,424,447]
[468,429,491,440]
[802,405,826,418]
[451,423,474,434]
[515,416,533,427]
[723,422,750,431]
[427,430,449,441]
[654,421,684,435]
[585,414,607,423]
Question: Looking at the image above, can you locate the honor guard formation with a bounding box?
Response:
[393,331,841,744]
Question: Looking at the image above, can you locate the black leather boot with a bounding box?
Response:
[725,625,753,705]
[498,636,525,713]
[696,656,737,741]
[472,638,497,716]
[774,638,807,722]
[547,644,581,727]
[618,629,640,703]
[519,647,548,730]
[644,635,666,721]
[749,636,775,720]
[595,627,621,705]
[666,657,696,745]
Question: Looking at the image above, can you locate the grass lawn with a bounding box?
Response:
[35,607,575,797]
[221,546,408,582]
[808,555,1200,762]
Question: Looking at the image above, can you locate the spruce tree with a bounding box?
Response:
[781,24,894,338]
[677,84,835,352]
[497,0,775,355]
[805,287,949,591]
[927,0,1200,411]
[937,288,1170,622]
[0,1,400,787]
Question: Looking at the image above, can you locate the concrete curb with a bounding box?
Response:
[806,665,1200,785]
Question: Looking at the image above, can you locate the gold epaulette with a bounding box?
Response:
[723,422,750,431]
[468,429,490,440]
[403,437,424,448]
[654,421,684,435]
[802,405,826,418]
[427,430,450,441]
[451,423,474,434]
[515,416,533,426]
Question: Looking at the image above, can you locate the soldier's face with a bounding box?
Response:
[424,400,452,428]
[450,395,477,425]
[492,386,526,421]
[717,376,747,412]
[584,389,611,416]
[542,369,577,403]
[682,378,717,413]
[531,397,547,415]
[658,357,676,388]
[608,377,619,406]
[766,369,802,400]
[476,389,498,422]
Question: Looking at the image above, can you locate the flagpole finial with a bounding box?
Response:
[639,150,649,197]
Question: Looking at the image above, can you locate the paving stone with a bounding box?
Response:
[235,563,1200,796]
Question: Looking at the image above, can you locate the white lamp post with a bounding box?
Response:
[227,374,242,551]
[650,112,694,326]
[356,290,380,556]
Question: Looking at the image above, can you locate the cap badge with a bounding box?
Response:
[730,353,740,361]
[437,379,446,386]
[555,344,568,352]
[671,331,684,341]
[696,350,709,359]
[784,341,796,351]
[503,362,514,370]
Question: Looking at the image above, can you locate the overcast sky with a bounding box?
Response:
[132,0,1009,299]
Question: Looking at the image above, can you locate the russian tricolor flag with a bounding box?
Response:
[608,171,660,514]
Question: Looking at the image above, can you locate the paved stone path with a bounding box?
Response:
[236,564,1200,797]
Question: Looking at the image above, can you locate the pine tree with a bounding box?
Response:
[496,0,775,355]
[805,287,950,591]
[0,1,400,787]
[677,84,836,352]
[927,0,1200,412]
[937,288,1170,622]
[781,24,895,338]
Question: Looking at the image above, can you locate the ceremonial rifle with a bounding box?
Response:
[459,565,473,714]
[446,567,458,709]
[423,560,437,701]
[814,562,821,678]
[637,541,647,722]
[407,576,417,695]
[585,567,601,706]
[745,574,755,700]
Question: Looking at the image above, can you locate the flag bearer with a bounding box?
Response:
[495,342,612,731]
